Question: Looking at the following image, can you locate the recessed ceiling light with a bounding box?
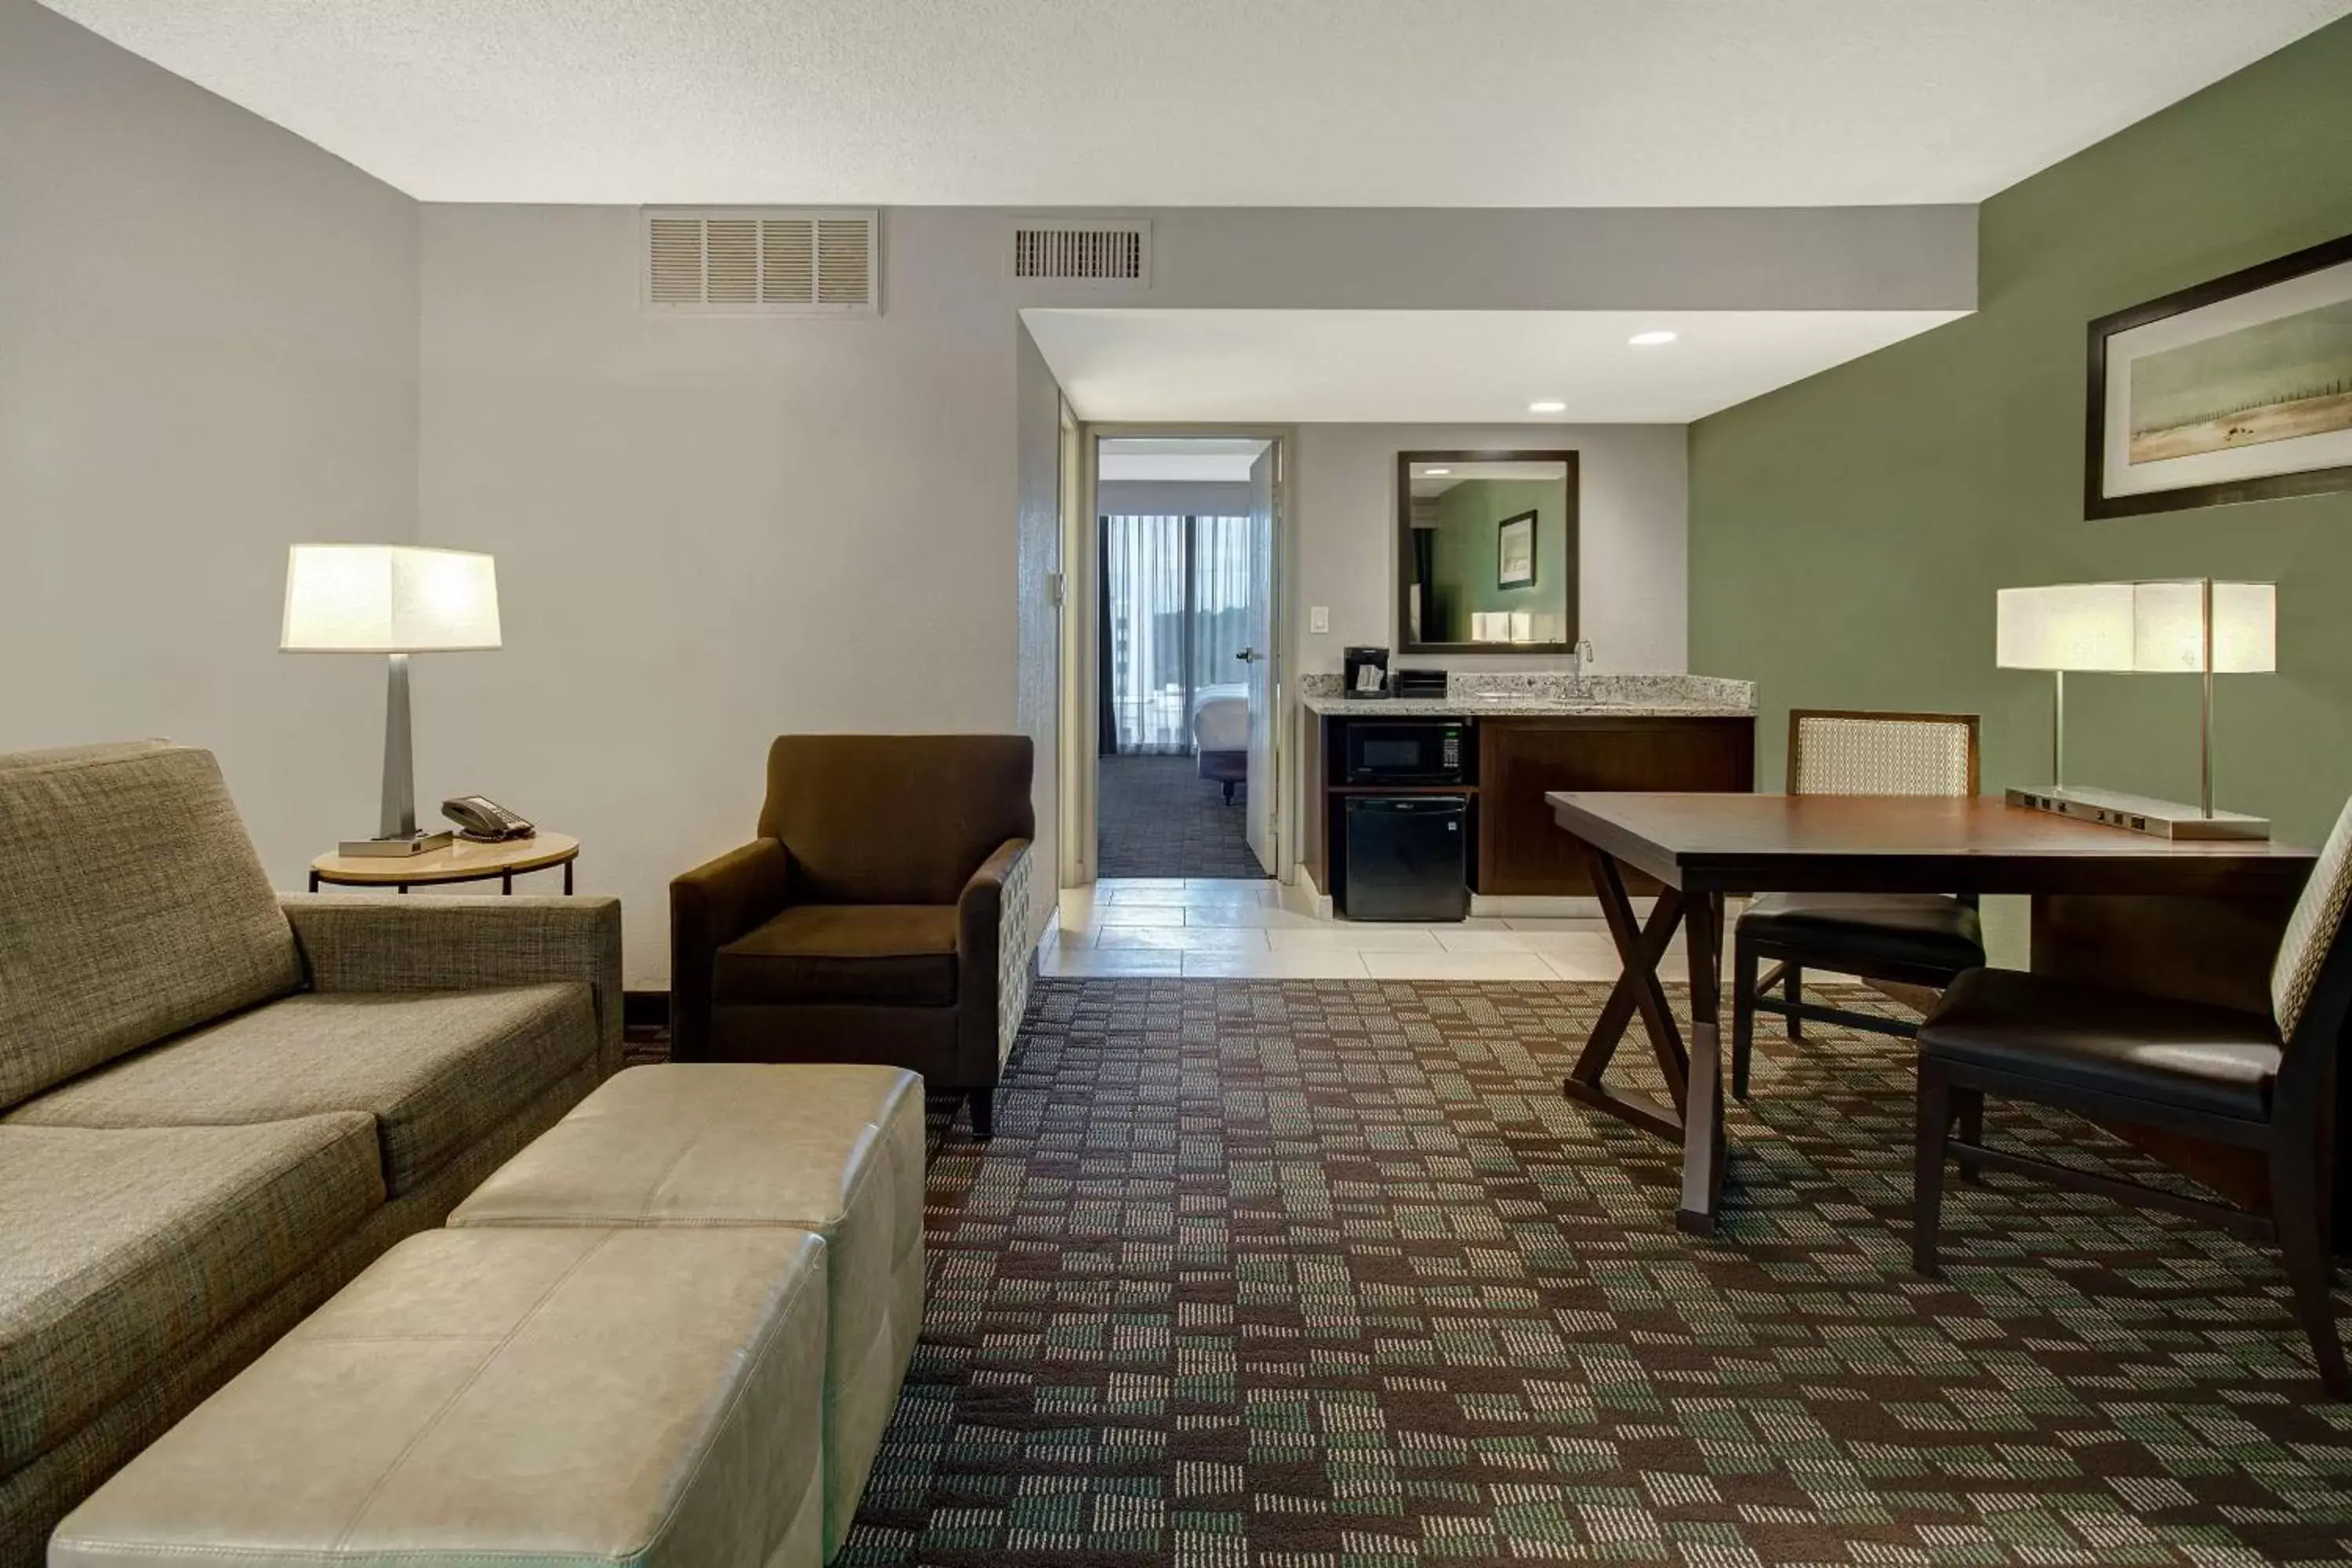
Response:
[1424,467,1452,476]
[1629,329,1679,346]
[1527,400,1567,414]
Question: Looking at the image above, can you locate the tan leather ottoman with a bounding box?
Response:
[49,1227,826,1568]
[448,1064,924,1559]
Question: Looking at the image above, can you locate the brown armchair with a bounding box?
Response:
[670,735,1036,1136]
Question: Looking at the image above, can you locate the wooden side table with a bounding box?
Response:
[309,833,580,895]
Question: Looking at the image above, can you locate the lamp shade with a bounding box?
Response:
[281,545,501,653]
[1995,583,2135,671]
[2128,580,2275,674]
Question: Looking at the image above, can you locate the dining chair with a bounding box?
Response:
[1913,794,2352,1396]
[1730,710,1984,1099]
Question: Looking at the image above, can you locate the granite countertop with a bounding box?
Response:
[1299,672,1755,719]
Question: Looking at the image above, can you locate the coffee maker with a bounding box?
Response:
[1342,645,1390,699]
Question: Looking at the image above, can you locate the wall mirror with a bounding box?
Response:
[1396,450,1578,653]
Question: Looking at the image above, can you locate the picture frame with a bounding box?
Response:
[2085,230,2352,518]
[1496,509,1537,587]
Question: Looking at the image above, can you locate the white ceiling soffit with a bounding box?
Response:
[38,1,2352,205]
[1023,310,1969,425]
[1099,440,1270,483]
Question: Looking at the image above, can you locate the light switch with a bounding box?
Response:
[1309,605,1330,634]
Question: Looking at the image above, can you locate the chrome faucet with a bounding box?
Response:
[1573,639,1595,681]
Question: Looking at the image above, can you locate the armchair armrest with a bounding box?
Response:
[670,837,792,1060]
[279,894,624,1077]
[958,837,1035,1076]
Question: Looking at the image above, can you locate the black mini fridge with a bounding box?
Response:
[1344,796,1470,921]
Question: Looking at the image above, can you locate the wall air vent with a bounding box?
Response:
[643,209,878,315]
[1009,219,1151,289]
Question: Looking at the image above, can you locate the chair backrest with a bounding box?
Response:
[2272,793,2352,1050]
[0,741,302,1111]
[758,734,1035,906]
[1787,710,1980,797]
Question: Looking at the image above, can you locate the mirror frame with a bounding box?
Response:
[1394,448,1581,655]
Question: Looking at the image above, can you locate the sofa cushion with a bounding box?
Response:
[717,906,960,1007]
[0,1115,383,1471]
[7,985,596,1196]
[0,742,303,1112]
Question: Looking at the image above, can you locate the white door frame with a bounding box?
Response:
[1054,397,1089,890]
[1067,422,1298,887]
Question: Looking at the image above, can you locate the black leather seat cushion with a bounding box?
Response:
[1739,892,1985,973]
[1919,967,2281,1120]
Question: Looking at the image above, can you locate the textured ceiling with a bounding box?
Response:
[1021,310,1968,424]
[39,0,2352,205]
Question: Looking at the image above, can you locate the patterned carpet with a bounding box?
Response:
[1098,755,1265,880]
[831,978,2352,1567]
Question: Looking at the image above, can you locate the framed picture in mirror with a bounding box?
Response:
[1496,510,1537,588]
[1396,450,1577,654]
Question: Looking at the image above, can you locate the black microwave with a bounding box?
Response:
[1344,720,1468,785]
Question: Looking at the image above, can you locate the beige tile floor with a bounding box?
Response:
[1044,877,1750,982]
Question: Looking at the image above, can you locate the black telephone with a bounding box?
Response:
[441,795,535,842]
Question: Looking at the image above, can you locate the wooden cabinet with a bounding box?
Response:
[1303,710,1755,908]
[1477,717,1755,895]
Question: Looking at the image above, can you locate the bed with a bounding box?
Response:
[1191,684,1249,804]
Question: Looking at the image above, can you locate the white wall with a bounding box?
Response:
[417,207,1047,984]
[408,202,1952,982]
[1284,422,1688,876]
[0,0,421,889]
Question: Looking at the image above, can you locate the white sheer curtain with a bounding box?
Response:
[1102,514,1253,755]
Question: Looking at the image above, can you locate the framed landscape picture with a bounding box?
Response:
[1497,510,1537,587]
[2087,231,2352,518]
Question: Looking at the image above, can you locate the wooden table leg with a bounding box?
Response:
[1562,843,1690,1143]
[1676,889,1729,1235]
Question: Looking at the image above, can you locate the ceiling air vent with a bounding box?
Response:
[643,209,878,315]
[1010,219,1151,289]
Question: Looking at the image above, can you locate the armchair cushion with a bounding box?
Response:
[7,985,597,1195]
[717,906,959,1009]
[1919,967,2281,1120]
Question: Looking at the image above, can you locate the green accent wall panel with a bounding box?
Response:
[1689,16,2352,846]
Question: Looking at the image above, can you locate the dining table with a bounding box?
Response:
[1544,791,2318,1236]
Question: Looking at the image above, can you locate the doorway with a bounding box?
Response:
[1088,434,1283,882]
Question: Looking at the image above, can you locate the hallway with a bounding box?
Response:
[1094,755,1262,880]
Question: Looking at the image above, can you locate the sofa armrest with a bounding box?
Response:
[958,838,1035,1076]
[670,838,792,1061]
[279,894,625,1077]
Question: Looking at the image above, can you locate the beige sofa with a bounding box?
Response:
[0,742,622,1567]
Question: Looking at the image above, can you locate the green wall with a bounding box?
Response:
[1428,478,1573,641]
[1690,16,2352,847]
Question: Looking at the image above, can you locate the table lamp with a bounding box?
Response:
[1997,579,2274,840]
[281,545,501,856]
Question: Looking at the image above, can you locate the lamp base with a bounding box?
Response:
[2005,785,2268,841]
[337,829,454,858]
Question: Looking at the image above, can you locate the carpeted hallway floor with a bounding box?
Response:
[1097,754,1265,880]
[825,978,2351,1566]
